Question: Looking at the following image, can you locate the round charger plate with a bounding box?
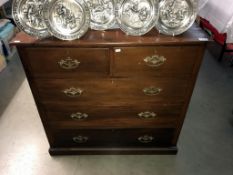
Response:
[43,0,90,40]
[85,0,116,30]
[156,0,198,36]
[12,0,49,38]
[116,0,158,36]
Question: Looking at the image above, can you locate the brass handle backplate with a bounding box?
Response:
[144,55,166,67]
[143,87,162,96]
[138,135,154,143]
[63,87,83,97]
[71,112,88,120]
[73,136,88,143]
[58,57,80,70]
[138,111,157,119]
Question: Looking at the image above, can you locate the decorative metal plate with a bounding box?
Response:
[43,0,90,40]
[116,0,158,36]
[156,0,198,36]
[85,0,116,30]
[12,0,49,38]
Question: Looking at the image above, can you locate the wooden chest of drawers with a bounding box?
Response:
[11,24,208,155]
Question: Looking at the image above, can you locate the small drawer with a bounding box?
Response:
[50,128,175,148]
[21,47,109,78]
[113,46,202,77]
[45,103,183,128]
[34,78,189,104]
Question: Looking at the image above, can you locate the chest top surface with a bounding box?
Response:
[11,23,208,47]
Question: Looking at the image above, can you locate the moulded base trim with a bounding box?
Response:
[49,146,178,155]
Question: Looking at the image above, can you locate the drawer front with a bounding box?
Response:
[114,46,201,77]
[21,48,109,78]
[44,103,183,128]
[34,78,189,104]
[51,128,175,148]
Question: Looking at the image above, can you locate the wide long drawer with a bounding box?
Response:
[44,103,183,128]
[33,78,189,104]
[20,47,109,78]
[113,46,202,77]
[50,128,175,148]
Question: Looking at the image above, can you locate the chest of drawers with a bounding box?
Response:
[11,24,208,155]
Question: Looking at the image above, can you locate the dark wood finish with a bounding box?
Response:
[50,128,175,147]
[11,24,208,47]
[11,24,208,155]
[20,47,110,78]
[33,78,189,103]
[49,147,178,155]
[113,46,201,77]
[45,103,182,129]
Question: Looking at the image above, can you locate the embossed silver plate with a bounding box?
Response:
[156,0,198,36]
[43,0,90,40]
[116,0,158,36]
[85,0,116,30]
[12,0,49,38]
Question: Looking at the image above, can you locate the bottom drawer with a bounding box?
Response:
[50,128,175,148]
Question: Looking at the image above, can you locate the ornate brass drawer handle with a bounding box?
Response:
[138,111,157,119]
[58,57,80,70]
[73,136,88,143]
[138,135,154,143]
[144,55,166,67]
[143,87,162,96]
[63,87,83,97]
[71,112,88,120]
